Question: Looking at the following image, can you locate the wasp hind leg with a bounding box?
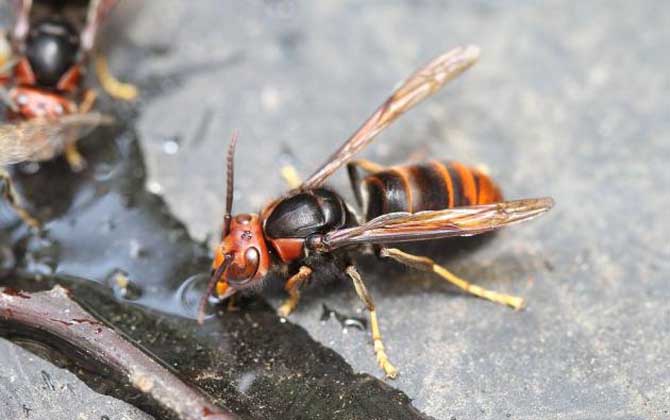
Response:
[64,90,99,172]
[277,266,312,317]
[280,164,302,189]
[345,265,398,379]
[0,168,40,229]
[380,247,524,310]
[64,143,87,172]
[95,54,138,101]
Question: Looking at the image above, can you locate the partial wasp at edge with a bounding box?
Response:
[198,46,554,378]
[0,0,133,228]
[0,113,114,227]
[0,0,137,227]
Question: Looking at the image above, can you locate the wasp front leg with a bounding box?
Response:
[345,265,398,379]
[0,168,40,229]
[95,54,138,101]
[380,247,524,310]
[277,266,312,317]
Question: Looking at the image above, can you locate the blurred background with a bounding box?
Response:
[3,1,670,419]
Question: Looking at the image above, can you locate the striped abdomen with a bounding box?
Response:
[358,160,502,221]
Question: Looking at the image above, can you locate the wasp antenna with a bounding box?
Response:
[197,254,234,325]
[222,130,239,237]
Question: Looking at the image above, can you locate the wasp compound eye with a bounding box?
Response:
[226,247,260,286]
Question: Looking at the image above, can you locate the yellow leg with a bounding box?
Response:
[64,89,100,172]
[280,165,302,189]
[277,266,312,317]
[0,168,40,229]
[78,89,98,113]
[346,266,398,379]
[380,248,524,310]
[64,143,86,172]
[95,54,138,101]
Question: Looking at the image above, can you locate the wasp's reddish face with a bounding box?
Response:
[211,213,271,298]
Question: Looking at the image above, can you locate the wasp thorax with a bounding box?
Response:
[26,19,79,87]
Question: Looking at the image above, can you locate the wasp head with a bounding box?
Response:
[211,213,270,299]
[197,132,271,324]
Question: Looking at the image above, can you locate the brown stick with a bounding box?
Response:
[0,286,237,420]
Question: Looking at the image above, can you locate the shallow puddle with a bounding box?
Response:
[0,113,429,419]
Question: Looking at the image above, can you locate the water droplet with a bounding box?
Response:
[105,269,142,301]
[162,138,180,155]
[320,304,366,331]
[175,273,220,319]
[22,234,58,276]
[17,162,40,175]
[93,162,116,181]
[147,181,163,194]
[129,239,147,259]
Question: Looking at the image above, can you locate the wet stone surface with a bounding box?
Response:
[128,1,669,419]
[0,118,428,419]
[1,1,670,419]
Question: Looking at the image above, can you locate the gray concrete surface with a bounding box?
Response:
[121,1,670,418]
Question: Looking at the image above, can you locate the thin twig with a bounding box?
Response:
[0,286,237,420]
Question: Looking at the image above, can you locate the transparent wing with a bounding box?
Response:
[9,0,32,46]
[80,0,119,53]
[298,45,480,191]
[320,197,554,250]
[0,112,114,165]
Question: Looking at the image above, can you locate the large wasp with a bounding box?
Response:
[0,0,132,227]
[200,46,554,378]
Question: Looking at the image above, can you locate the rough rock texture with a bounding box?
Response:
[0,339,153,420]
[1,0,668,419]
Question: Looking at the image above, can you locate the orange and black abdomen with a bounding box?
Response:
[358,160,502,221]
